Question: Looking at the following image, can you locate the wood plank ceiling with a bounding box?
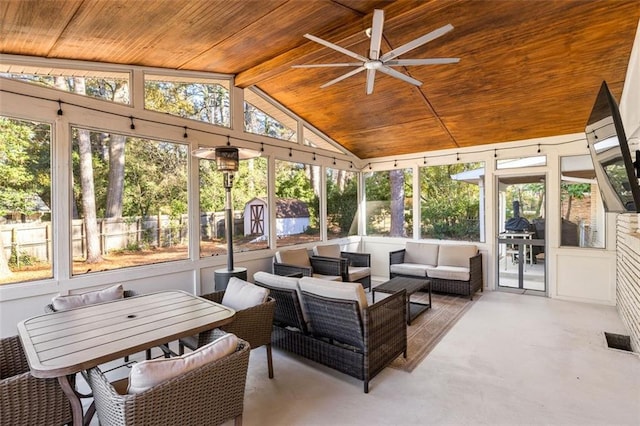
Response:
[1,0,638,159]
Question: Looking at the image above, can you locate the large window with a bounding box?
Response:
[144,74,230,127]
[560,155,605,248]
[0,66,130,104]
[326,168,358,238]
[244,90,297,142]
[420,162,483,241]
[275,160,320,245]
[199,156,268,257]
[365,169,413,237]
[71,128,189,275]
[0,116,53,285]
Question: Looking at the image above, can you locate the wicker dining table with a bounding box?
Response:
[17,290,236,426]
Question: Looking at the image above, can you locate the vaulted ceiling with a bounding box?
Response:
[1,0,638,159]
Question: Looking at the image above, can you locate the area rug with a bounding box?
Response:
[388,292,480,372]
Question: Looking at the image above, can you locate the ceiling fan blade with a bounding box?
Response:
[365,69,376,94]
[320,66,366,88]
[292,63,363,68]
[385,58,460,66]
[304,33,368,62]
[369,9,384,60]
[378,65,422,86]
[380,24,454,62]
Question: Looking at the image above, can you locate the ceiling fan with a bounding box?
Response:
[292,9,459,95]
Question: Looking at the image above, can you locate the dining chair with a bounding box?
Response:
[0,335,73,426]
[178,291,277,378]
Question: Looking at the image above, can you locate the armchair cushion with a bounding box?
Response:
[404,241,439,266]
[222,277,269,311]
[299,276,368,317]
[51,283,124,311]
[313,244,341,258]
[438,244,477,268]
[128,333,239,394]
[275,248,311,267]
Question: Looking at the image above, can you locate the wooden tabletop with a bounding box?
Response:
[17,290,235,378]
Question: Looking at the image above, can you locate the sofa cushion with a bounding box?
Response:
[52,284,124,311]
[313,244,341,258]
[437,244,478,268]
[275,248,311,267]
[404,242,439,266]
[426,265,471,282]
[389,263,429,277]
[299,276,368,317]
[221,277,269,311]
[253,271,310,325]
[127,333,238,394]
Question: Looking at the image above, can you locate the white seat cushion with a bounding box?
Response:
[51,284,124,311]
[127,333,238,394]
[437,244,477,268]
[404,242,439,266]
[275,248,311,267]
[347,266,370,282]
[221,277,269,311]
[312,273,342,281]
[299,276,368,317]
[426,265,471,282]
[313,244,341,258]
[389,263,429,277]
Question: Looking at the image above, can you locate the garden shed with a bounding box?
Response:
[243,197,309,237]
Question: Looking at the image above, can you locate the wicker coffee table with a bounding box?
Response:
[372,276,431,325]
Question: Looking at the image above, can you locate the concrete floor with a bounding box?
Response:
[86,290,640,425]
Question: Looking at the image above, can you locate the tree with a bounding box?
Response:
[74,78,103,263]
[389,169,406,237]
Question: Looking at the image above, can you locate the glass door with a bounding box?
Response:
[496,175,546,295]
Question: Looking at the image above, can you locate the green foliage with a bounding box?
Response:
[0,117,51,217]
[420,163,482,241]
[9,250,37,268]
[326,170,358,237]
[364,169,413,236]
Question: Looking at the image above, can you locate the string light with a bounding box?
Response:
[537,144,541,154]
[226,135,231,146]
[369,163,372,170]
[350,162,353,168]
[129,116,135,130]
[394,160,397,167]
[289,148,292,157]
[21,90,589,171]
[313,152,316,161]
[183,126,188,139]
[423,157,426,165]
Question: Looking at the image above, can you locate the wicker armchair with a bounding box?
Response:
[1,335,73,426]
[86,338,250,426]
[178,292,276,378]
[313,244,372,291]
[273,247,345,281]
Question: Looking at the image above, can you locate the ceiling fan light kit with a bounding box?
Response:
[293,9,459,94]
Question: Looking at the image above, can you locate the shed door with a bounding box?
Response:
[250,204,264,234]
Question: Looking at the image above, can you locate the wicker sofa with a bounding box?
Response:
[253,271,407,393]
[389,241,483,300]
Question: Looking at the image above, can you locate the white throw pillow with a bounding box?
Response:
[221,277,269,311]
[127,333,239,394]
[51,284,124,311]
